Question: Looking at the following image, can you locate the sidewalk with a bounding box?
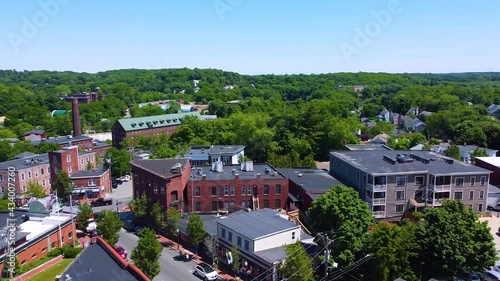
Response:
[155,234,236,280]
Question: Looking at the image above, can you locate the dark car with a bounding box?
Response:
[456,271,480,281]
[90,198,113,207]
[113,245,127,259]
[123,220,136,232]
[487,203,500,212]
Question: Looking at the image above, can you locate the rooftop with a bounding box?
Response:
[432,145,498,155]
[345,144,392,151]
[216,209,299,240]
[475,157,500,167]
[184,145,245,157]
[130,158,189,179]
[0,153,49,170]
[14,151,38,159]
[24,129,45,135]
[71,169,109,178]
[31,135,92,146]
[192,163,286,181]
[116,112,202,132]
[330,150,491,175]
[276,168,341,195]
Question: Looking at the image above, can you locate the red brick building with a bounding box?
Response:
[130,158,192,211]
[32,136,111,160]
[70,170,112,200]
[475,157,500,184]
[187,162,289,213]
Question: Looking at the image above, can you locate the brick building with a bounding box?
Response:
[0,152,52,205]
[62,90,99,104]
[32,136,94,151]
[70,170,112,200]
[23,130,46,141]
[130,158,192,211]
[188,161,289,213]
[112,112,214,148]
[475,157,500,184]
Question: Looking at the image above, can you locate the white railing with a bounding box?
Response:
[373,211,386,218]
[431,185,451,192]
[366,183,387,192]
[372,198,386,205]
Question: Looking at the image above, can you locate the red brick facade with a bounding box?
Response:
[71,170,112,199]
[49,147,80,182]
[112,123,180,148]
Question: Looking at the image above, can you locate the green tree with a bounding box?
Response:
[0,199,11,211]
[76,203,93,232]
[186,213,205,255]
[53,170,72,200]
[366,221,419,281]
[129,193,147,218]
[308,185,374,266]
[444,145,461,160]
[131,227,163,280]
[369,121,394,137]
[408,132,427,148]
[165,206,181,236]
[96,210,123,246]
[390,94,412,128]
[23,181,47,199]
[106,148,131,177]
[470,148,488,163]
[230,244,240,274]
[453,121,487,147]
[279,242,314,281]
[416,200,496,278]
[151,202,164,233]
[35,141,62,154]
[0,128,17,139]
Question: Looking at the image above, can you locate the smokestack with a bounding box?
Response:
[72,98,82,137]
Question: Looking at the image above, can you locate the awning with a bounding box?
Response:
[91,189,99,192]
[72,189,86,194]
[288,193,300,202]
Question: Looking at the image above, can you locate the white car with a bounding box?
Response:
[194,263,218,281]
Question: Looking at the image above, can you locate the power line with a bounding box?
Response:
[326,255,373,281]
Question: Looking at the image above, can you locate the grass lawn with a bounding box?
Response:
[25,259,74,281]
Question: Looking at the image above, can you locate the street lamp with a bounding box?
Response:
[176,228,180,251]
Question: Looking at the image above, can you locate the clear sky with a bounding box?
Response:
[0,0,499,75]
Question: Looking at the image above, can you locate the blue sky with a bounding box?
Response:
[0,0,499,74]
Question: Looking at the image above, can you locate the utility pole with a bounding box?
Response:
[70,193,76,247]
[324,234,331,279]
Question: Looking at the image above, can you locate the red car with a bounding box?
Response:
[114,245,127,259]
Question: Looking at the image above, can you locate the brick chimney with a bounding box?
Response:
[234,173,239,180]
[72,98,82,137]
[256,173,261,179]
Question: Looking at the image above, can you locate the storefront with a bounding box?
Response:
[71,187,104,200]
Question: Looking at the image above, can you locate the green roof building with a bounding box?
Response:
[51,110,68,117]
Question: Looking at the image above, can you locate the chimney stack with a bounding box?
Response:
[256,173,261,179]
[72,98,82,137]
[234,173,239,180]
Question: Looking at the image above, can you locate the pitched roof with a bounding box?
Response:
[70,169,109,178]
[116,112,202,132]
[24,129,45,135]
[0,153,49,170]
[130,158,190,178]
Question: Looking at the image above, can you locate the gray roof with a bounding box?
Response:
[130,158,189,179]
[0,153,49,170]
[200,211,247,236]
[70,169,109,178]
[192,164,286,182]
[345,144,392,151]
[432,145,498,155]
[277,168,341,195]
[253,246,287,264]
[184,145,245,157]
[31,135,92,146]
[0,210,28,229]
[93,141,112,149]
[61,243,140,281]
[24,129,45,135]
[14,152,38,159]
[330,150,491,175]
[116,112,202,132]
[216,209,299,240]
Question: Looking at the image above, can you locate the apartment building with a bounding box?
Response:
[330,150,491,220]
[184,145,245,166]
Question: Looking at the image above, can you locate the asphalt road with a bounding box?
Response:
[92,180,134,213]
[116,228,201,281]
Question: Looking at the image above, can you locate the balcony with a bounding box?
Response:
[431,185,451,192]
[433,198,448,206]
[366,183,387,192]
[372,198,386,205]
[373,211,386,218]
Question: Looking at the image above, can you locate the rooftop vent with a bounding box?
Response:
[298,174,302,177]
[138,122,144,126]
[383,155,397,165]
[444,158,454,164]
[396,153,414,163]
[131,123,137,127]
[264,168,270,174]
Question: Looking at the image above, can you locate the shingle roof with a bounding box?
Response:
[276,168,341,195]
[116,112,202,132]
[0,153,49,170]
[130,158,190,179]
[216,209,299,240]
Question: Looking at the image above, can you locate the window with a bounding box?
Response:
[32,253,37,259]
[480,176,486,186]
[28,171,31,179]
[35,170,39,177]
[221,228,226,239]
[237,236,242,247]
[454,192,463,200]
[42,180,46,186]
[41,168,44,175]
[415,176,424,185]
[228,232,233,242]
[275,199,282,209]
[153,185,158,194]
[468,204,473,210]
[21,174,25,180]
[247,186,252,196]
[68,232,72,239]
[264,200,269,208]
[396,177,406,186]
[22,185,26,192]
[241,201,246,208]
[211,186,217,197]
[230,186,235,196]
[244,240,249,251]
[479,203,484,212]
[263,185,269,195]
[212,201,217,211]
[275,184,281,195]
[88,180,96,186]
[48,167,50,173]
[396,191,405,200]
[480,190,485,199]
[224,186,228,196]
[51,242,56,248]
[66,155,71,162]
[68,166,72,173]
[218,186,223,197]
[91,156,94,162]
[363,175,367,183]
[81,159,84,165]
[241,186,246,196]
[21,260,26,265]
[195,202,201,212]
[0,175,3,181]
[53,156,57,163]
[470,177,475,186]
[195,187,200,197]
[292,232,295,240]
[455,177,464,187]
[469,190,474,200]
[395,204,404,213]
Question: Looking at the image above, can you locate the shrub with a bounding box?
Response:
[47,248,62,257]
[61,245,82,258]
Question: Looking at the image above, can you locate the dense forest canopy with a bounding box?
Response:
[0,69,499,166]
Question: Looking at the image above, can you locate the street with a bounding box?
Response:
[117,228,201,281]
[92,180,134,213]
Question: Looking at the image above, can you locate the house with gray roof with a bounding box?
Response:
[432,144,498,163]
[330,150,491,220]
[184,145,245,166]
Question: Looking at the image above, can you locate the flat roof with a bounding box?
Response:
[216,209,299,240]
[0,153,49,170]
[71,169,109,178]
[253,246,287,264]
[130,158,189,179]
[192,164,286,181]
[31,135,92,146]
[116,112,202,132]
[277,168,341,195]
[19,214,72,241]
[330,150,491,175]
[184,145,245,157]
[476,157,500,167]
[345,144,392,151]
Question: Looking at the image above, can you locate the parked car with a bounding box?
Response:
[113,245,127,259]
[118,175,130,182]
[194,263,218,281]
[90,198,113,207]
[487,203,500,212]
[493,264,500,273]
[123,220,136,232]
[134,225,145,235]
[456,271,480,281]
[483,270,500,281]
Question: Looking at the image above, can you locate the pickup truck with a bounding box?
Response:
[91,198,113,207]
